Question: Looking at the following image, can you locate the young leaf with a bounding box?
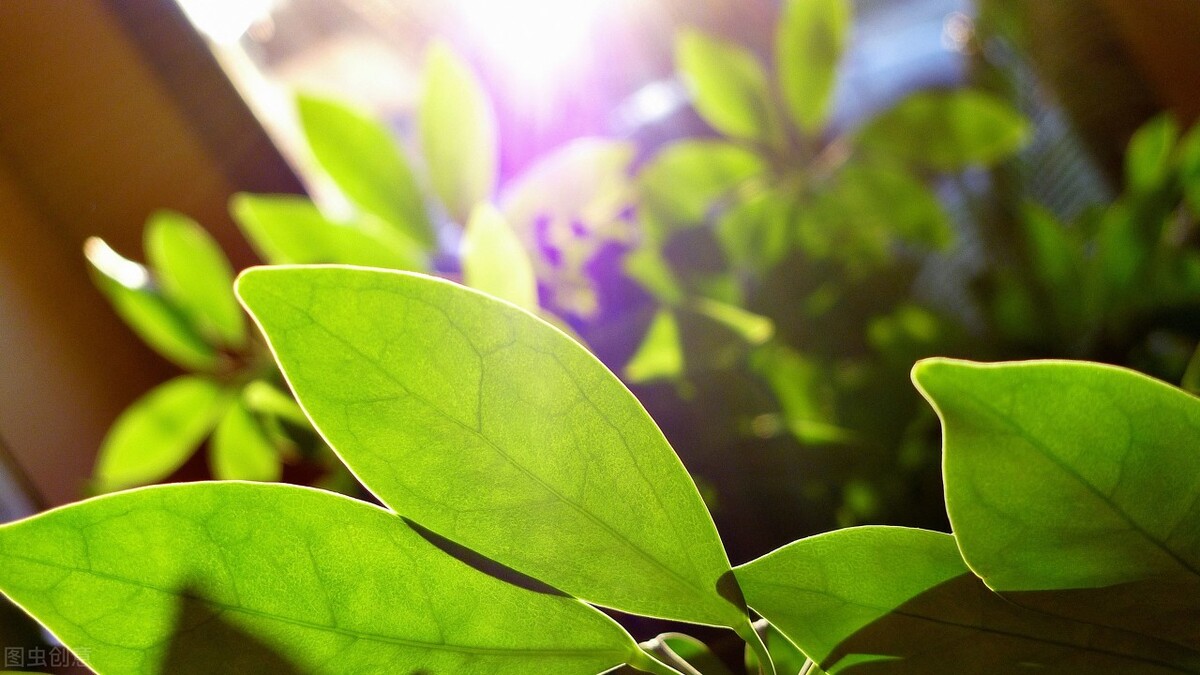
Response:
[1125,113,1178,195]
[913,359,1200,590]
[859,91,1029,170]
[461,204,538,311]
[690,297,774,345]
[144,211,245,348]
[419,43,499,223]
[231,193,426,271]
[210,397,281,482]
[624,245,686,306]
[84,238,218,371]
[736,526,1197,672]
[93,376,229,492]
[296,94,435,248]
[639,141,766,235]
[716,190,793,274]
[676,30,782,147]
[749,345,847,445]
[625,309,684,384]
[776,0,851,134]
[237,266,746,627]
[0,482,639,674]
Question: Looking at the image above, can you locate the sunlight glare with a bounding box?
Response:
[452,0,614,91]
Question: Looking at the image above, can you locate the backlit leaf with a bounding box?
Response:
[296,94,435,248]
[145,211,245,348]
[776,0,851,134]
[0,483,639,674]
[210,397,281,482]
[231,193,426,271]
[1125,113,1178,195]
[84,237,218,371]
[859,91,1029,171]
[639,141,766,235]
[913,359,1200,591]
[677,30,782,146]
[237,266,746,627]
[625,310,684,384]
[93,376,229,492]
[461,204,538,311]
[736,526,1198,673]
[419,43,498,223]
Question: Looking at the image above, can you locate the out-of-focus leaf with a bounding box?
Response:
[296,93,435,248]
[144,211,245,348]
[1125,113,1178,195]
[84,237,218,371]
[776,0,851,134]
[737,526,1195,673]
[502,138,635,238]
[419,43,498,223]
[868,305,943,362]
[1180,123,1200,215]
[461,204,538,311]
[211,397,281,482]
[242,379,309,427]
[639,141,766,235]
[0,483,641,674]
[750,344,847,444]
[625,309,684,384]
[625,245,685,305]
[859,91,1029,170]
[677,30,782,147]
[1020,202,1080,292]
[717,190,793,273]
[238,267,748,628]
[231,193,426,271]
[691,297,773,345]
[93,376,229,492]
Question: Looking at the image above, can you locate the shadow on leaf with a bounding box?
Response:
[161,587,304,675]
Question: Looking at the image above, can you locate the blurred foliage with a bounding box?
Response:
[83,0,1200,561]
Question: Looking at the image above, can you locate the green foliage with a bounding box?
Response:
[776,0,850,134]
[461,204,538,311]
[9,269,1200,673]
[677,30,783,147]
[419,43,499,223]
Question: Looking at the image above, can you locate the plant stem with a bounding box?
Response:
[628,646,687,675]
[736,619,776,675]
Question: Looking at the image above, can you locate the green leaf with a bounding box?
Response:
[913,359,1200,590]
[676,30,782,146]
[690,297,773,345]
[210,397,281,482]
[242,379,309,427]
[93,376,229,492]
[144,211,245,348]
[716,190,793,274]
[296,93,435,248]
[461,204,538,311]
[231,193,426,271]
[624,245,685,305]
[639,141,766,235]
[749,344,846,445]
[84,237,219,371]
[1125,113,1178,195]
[736,526,1199,672]
[745,624,807,675]
[646,632,734,675]
[859,91,1029,170]
[237,266,746,627]
[1180,122,1200,216]
[0,482,638,674]
[419,43,498,223]
[625,310,684,384]
[776,0,851,134]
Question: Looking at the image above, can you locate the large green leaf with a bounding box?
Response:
[419,43,498,223]
[736,526,1200,673]
[296,94,435,248]
[93,376,229,492]
[639,141,766,235]
[913,358,1200,591]
[676,30,782,146]
[144,211,245,348]
[84,238,218,371]
[461,204,538,311]
[237,266,745,627]
[0,483,639,674]
[210,397,281,482]
[776,0,851,134]
[859,92,1029,171]
[231,193,426,271]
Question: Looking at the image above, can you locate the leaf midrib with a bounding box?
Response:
[0,550,631,660]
